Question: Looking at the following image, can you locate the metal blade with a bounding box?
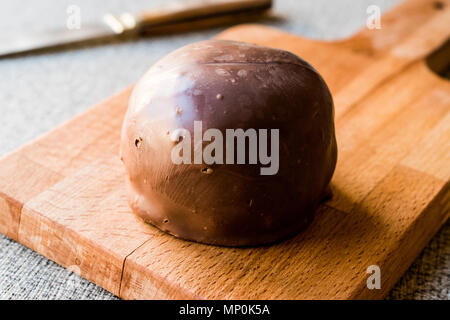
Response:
[0,23,121,58]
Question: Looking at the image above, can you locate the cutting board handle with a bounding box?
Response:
[338,0,450,59]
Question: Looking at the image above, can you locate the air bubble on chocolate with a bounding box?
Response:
[237,69,248,78]
[215,68,230,76]
[201,167,213,174]
[135,137,142,148]
[215,54,233,61]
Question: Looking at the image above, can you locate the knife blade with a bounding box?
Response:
[0,23,120,57]
[0,0,272,58]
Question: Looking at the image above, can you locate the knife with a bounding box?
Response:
[0,0,272,58]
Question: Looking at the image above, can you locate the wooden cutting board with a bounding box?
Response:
[0,0,449,299]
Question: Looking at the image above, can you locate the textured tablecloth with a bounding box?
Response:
[0,0,448,300]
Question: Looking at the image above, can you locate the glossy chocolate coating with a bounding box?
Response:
[120,40,337,246]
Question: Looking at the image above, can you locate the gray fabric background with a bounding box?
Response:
[0,0,448,300]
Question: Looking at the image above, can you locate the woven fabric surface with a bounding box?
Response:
[0,0,448,300]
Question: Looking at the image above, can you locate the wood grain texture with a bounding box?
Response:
[0,87,132,240]
[18,156,156,295]
[0,0,448,299]
[120,166,448,300]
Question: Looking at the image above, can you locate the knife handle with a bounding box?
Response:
[136,0,272,29]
